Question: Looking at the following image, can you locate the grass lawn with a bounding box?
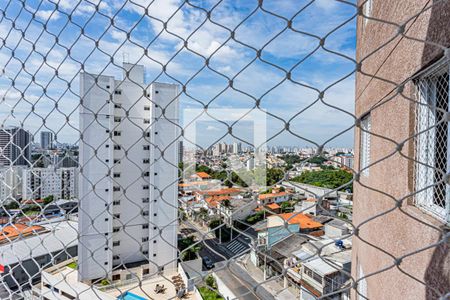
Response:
[198,287,223,300]
[67,262,77,269]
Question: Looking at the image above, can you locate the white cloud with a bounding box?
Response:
[314,0,340,11]
[35,10,61,21]
[206,125,220,131]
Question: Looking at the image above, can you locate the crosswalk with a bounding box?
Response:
[226,239,249,255]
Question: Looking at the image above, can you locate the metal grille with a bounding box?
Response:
[415,58,450,223]
[0,1,449,300]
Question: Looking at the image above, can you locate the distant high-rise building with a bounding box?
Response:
[178,140,184,164]
[0,166,24,203]
[0,127,31,167]
[212,144,221,156]
[232,142,238,154]
[78,63,179,282]
[246,157,255,171]
[40,131,54,149]
[22,167,78,200]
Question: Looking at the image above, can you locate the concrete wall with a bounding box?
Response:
[353,1,450,299]
[213,272,237,300]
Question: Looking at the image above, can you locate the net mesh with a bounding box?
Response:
[0,0,449,299]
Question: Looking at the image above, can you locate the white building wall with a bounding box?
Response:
[78,64,179,282]
[78,72,115,281]
[0,166,24,203]
[21,167,77,200]
[149,82,179,274]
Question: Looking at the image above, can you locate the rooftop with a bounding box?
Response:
[326,219,349,230]
[40,261,116,300]
[266,203,280,210]
[271,234,309,258]
[198,188,241,196]
[206,195,236,207]
[0,223,47,244]
[270,213,323,229]
[258,191,289,200]
[0,220,78,266]
[179,181,211,187]
[304,257,346,276]
[104,272,198,299]
[194,172,211,179]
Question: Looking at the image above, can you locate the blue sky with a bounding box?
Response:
[0,0,358,149]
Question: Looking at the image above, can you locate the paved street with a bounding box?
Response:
[180,220,283,300]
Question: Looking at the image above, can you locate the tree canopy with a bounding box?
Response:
[292,169,353,191]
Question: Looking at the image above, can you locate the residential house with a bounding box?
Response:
[264,213,323,248]
[285,239,352,300]
[217,197,258,226]
[190,172,211,181]
[258,191,291,205]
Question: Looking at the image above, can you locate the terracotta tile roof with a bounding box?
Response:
[0,223,47,243]
[272,212,323,229]
[21,199,44,205]
[205,196,230,208]
[179,181,210,187]
[205,198,219,208]
[266,203,280,210]
[258,191,289,200]
[199,188,241,196]
[195,172,211,179]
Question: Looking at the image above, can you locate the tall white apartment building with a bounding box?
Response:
[22,167,78,200]
[0,166,24,203]
[78,63,179,283]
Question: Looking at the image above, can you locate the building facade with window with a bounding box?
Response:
[0,127,31,167]
[78,63,179,283]
[22,167,78,201]
[353,1,450,299]
[40,131,54,150]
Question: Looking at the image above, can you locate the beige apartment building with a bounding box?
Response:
[353,1,449,299]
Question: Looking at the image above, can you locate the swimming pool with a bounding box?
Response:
[117,291,148,300]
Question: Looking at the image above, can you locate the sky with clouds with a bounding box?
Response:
[0,0,358,149]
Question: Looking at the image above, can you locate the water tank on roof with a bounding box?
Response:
[335,240,344,249]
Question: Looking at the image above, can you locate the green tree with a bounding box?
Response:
[307,156,327,165]
[4,201,19,209]
[245,210,265,224]
[280,201,292,212]
[205,275,217,289]
[266,168,284,186]
[292,169,353,191]
[178,235,202,261]
[196,165,212,174]
[43,195,54,205]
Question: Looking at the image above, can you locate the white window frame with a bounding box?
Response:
[360,114,371,176]
[415,58,450,223]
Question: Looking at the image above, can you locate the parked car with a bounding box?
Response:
[202,256,214,269]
